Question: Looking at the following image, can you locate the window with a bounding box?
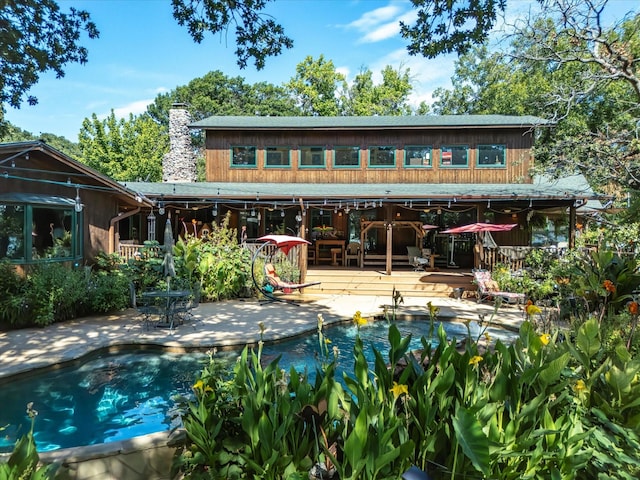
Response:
[0,204,24,260]
[333,146,360,168]
[231,146,257,167]
[477,144,506,167]
[0,197,82,263]
[440,145,468,167]
[299,146,325,168]
[404,146,432,168]
[265,147,291,168]
[368,146,396,167]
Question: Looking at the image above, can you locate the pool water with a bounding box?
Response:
[0,320,515,453]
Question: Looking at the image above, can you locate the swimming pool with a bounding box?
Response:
[0,319,515,453]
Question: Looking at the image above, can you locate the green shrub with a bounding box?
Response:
[175,311,640,479]
[0,260,27,327]
[87,271,130,313]
[20,263,88,326]
[0,403,58,479]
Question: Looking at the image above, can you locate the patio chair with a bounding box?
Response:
[344,242,360,267]
[262,263,321,304]
[128,283,162,331]
[407,246,431,271]
[472,269,526,305]
[173,285,202,329]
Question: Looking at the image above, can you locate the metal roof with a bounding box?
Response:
[190,115,552,130]
[124,174,598,203]
[0,141,154,206]
[0,193,75,206]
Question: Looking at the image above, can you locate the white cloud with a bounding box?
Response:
[368,48,457,109]
[108,99,153,120]
[336,66,351,79]
[345,1,417,44]
[347,4,403,30]
[361,20,401,43]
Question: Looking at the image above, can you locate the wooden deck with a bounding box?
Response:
[303,266,476,298]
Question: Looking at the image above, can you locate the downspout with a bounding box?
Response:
[298,197,307,283]
[109,207,141,254]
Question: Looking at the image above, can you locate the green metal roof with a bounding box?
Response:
[190,115,552,130]
[0,193,75,206]
[124,174,597,202]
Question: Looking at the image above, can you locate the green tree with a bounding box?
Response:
[0,122,82,159]
[431,2,640,199]
[400,0,508,58]
[146,70,298,127]
[171,0,293,70]
[78,111,167,181]
[345,66,414,116]
[285,55,348,116]
[0,0,98,131]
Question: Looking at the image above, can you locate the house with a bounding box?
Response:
[2,110,601,276]
[0,141,153,271]
[125,109,601,273]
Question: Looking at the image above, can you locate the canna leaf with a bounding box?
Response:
[452,407,490,476]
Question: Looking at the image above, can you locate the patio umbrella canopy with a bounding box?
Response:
[441,223,517,234]
[256,234,311,255]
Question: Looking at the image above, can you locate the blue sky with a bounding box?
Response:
[4,0,637,141]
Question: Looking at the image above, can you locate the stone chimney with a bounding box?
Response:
[163,103,196,182]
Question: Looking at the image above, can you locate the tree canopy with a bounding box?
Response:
[78,111,167,182]
[0,0,98,130]
[431,1,640,199]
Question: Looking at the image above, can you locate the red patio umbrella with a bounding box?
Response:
[256,234,311,255]
[421,224,439,230]
[441,223,517,234]
[440,223,517,268]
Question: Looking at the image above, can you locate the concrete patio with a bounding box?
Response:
[0,293,525,379]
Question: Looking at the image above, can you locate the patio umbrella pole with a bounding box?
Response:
[449,235,458,267]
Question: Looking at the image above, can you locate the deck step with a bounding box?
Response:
[302,267,476,298]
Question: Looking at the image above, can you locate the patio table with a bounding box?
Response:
[142,289,191,330]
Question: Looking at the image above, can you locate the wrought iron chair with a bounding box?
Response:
[128,283,162,331]
[173,285,202,329]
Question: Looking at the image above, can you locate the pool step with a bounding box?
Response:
[302,267,476,298]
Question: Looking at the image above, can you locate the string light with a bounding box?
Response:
[74,187,83,212]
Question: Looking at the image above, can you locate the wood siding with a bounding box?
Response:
[205,128,533,184]
[6,152,129,263]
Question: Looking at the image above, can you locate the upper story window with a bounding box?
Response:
[299,146,325,168]
[477,144,506,167]
[231,146,257,167]
[404,146,432,168]
[440,145,468,168]
[333,146,360,168]
[265,147,291,168]
[0,197,82,263]
[368,146,396,168]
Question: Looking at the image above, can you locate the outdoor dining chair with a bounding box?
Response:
[172,285,202,329]
[128,283,163,331]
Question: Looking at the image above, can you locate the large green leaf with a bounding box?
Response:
[539,352,570,388]
[576,318,601,359]
[452,407,490,476]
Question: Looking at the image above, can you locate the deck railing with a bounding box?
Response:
[118,243,162,262]
[118,242,596,273]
